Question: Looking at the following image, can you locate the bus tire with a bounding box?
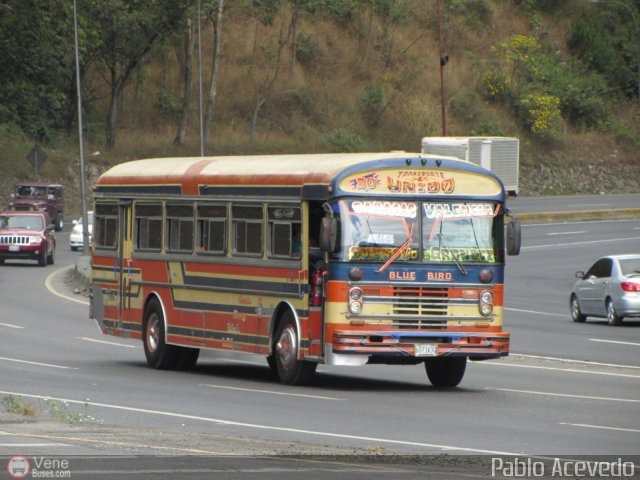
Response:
[273,310,316,386]
[266,355,278,377]
[176,348,200,370]
[425,357,466,388]
[143,299,179,370]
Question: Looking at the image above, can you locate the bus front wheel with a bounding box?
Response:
[425,357,466,388]
[143,299,180,370]
[274,311,316,385]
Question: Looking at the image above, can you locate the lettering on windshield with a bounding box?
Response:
[424,203,496,219]
[339,200,501,266]
[351,201,417,218]
[425,247,496,263]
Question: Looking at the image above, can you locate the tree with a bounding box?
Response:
[203,0,225,148]
[0,0,80,140]
[86,0,188,148]
[173,16,195,146]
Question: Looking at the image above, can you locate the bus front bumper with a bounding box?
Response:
[326,330,510,366]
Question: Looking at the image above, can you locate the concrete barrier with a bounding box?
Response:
[514,208,640,224]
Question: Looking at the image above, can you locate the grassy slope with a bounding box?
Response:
[1,1,638,215]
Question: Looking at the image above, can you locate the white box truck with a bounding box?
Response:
[421,137,519,196]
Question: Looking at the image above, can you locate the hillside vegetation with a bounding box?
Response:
[1,0,639,213]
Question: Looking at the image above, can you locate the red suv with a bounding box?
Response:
[0,211,56,266]
[9,183,64,231]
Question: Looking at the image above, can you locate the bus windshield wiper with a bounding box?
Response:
[376,219,414,273]
[437,233,468,275]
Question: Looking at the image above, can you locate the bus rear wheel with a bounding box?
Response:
[274,311,316,385]
[425,357,466,388]
[143,299,180,370]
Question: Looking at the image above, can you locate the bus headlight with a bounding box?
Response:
[480,303,493,316]
[348,287,364,315]
[349,300,363,314]
[349,287,363,300]
[480,290,493,317]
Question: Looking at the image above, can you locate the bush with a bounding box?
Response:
[321,128,368,152]
[449,0,494,26]
[568,16,637,100]
[155,90,184,119]
[358,84,385,127]
[483,34,611,136]
[470,119,509,138]
[518,93,561,140]
[295,32,321,67]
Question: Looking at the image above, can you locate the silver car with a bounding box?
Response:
[570,254,640,326]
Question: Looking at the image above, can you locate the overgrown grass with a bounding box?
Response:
[2,395,38,417]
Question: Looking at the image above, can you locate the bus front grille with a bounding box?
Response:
[360,284,484,329]
[392,286,449,317]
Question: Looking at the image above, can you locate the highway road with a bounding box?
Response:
[0,197,638,477]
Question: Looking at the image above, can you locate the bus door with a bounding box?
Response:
[116,200,132,330]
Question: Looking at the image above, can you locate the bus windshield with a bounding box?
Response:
[337,199,503,265]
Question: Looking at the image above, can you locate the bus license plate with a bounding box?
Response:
[9,245,20,252]
[415,344,438,356]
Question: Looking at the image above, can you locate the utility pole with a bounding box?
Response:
[73,0,90,254]
[437,0,449,135]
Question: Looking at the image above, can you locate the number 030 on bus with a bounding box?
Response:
[90,152,521,387]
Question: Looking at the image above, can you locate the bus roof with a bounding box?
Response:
[95,153,504,201]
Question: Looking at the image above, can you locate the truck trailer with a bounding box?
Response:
[421,136,519,196]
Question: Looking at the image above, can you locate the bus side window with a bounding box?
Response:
[166,204,194,253]
[134,203,163,252]
[197,204,227,254]
[94,203,118,249]
[233,205,263,257]
[268,206,301,259]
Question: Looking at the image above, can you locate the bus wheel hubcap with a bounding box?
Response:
[147,315,160,353]
[276,326,297,371]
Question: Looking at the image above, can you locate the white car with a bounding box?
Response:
[69,211,93,251]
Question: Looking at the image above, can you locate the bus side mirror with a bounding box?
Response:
[507,219,521,256]
[319,216,337,252]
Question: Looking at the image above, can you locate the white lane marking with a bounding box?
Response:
[0,390,522,456]
[524,219,639,227]
[0,323,24,329]
[522,236,640,251]
[567,203,610,208]
[0,356,78,370]
[546,231,585,236]
[511,353,640,370]
[199,384,345,401]
[504,307,570,318]
[590,339,640,347]
[0,443,70,447]
[560,423,640,434]
[478,361,640,378]
[45,266,90,305]
[79,337,136,348]
[486,388,640,404]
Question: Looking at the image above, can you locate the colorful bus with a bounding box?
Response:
[90,152,521,387]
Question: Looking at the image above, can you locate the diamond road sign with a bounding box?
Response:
[27,144,47,169]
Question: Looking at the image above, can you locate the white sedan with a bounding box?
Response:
[69,211,93,251]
